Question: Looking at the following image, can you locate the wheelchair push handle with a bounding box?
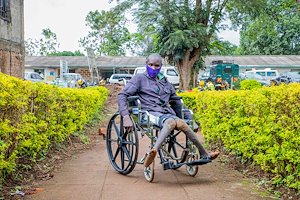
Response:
[127,96,139,102]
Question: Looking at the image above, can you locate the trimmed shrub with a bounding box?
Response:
[179,84,300,191]
[0,73,109,184]
[240,79,262,90]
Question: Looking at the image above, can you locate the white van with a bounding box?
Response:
[134,66,180,88]
[244,68,279,81]
[108,74,133,85]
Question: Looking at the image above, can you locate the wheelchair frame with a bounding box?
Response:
[106,96,209,182]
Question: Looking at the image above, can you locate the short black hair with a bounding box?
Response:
[146,53,162,63]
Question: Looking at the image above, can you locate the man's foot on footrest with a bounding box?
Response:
[208,151,220,160]
[144,149,157,167]
[187,151,220,166]
[187,158,211,166]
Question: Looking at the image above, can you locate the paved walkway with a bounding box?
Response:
[25,132,274,200]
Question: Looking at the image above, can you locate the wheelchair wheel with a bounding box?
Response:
[186,146,199,177]
[106,113,139,175]
[144,160,155,182]
[166,131,188,170]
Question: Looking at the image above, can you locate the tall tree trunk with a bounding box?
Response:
[192,68,200,87]
[177,59,192,90]
[176,49,201,90]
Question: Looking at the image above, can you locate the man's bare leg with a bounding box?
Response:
[144,119,176,167]
[175,118,219,159]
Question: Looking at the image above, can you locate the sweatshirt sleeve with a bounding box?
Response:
[169,84,183,118]
[117,75,140,116]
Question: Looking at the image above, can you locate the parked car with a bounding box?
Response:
[240,72,270,86]
[108,74,133,85]
[51,73,84,88]
[270,74,293,86]
[244,68,279,81]
[24,72,44,82]
[281,72,300,83]
[133,66,180,88]
[198,70,210,83]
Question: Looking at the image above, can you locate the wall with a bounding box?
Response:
[77,68,91,80]
[0,0,24,78]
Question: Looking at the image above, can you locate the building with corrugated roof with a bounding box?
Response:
[0,0,25,78]
[25,55,300,81]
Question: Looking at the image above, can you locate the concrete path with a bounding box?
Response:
[25,133,274,200]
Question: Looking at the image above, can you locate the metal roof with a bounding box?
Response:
[25,55,300,68]
[25,56,88,67]
[204,55,300,67]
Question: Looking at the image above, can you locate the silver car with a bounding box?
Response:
[24,72,44,82]
[240,72,270,86]
[283,72,300,83]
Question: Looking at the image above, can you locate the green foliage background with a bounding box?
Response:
[0,73,109,186]
[180,84,300,191]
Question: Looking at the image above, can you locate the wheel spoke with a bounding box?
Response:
[173,140,185,149]
[121,146,125,169]
[108,138,118,142]
[123,140,135,145]
[167,141,173,152]
[171,144,178,158]
[113,146,121,161]
[122,146,132,162]
[113,121,122,138]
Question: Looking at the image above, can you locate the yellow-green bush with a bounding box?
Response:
[240,79,262,90]
[0,73,109,182]
[179,84,300,191]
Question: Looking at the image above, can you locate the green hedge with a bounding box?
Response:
[179,84,300,191]
[0,73,109,182]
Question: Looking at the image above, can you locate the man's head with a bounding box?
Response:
[146,53,162,78]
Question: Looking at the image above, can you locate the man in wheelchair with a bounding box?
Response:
[118,53,219,168]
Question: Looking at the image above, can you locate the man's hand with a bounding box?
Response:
[123,115,133,132]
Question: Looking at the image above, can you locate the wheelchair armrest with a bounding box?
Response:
[169,96,182,101]
[127,96,139,102]
[127,96,141,115]
[182,108,193,115]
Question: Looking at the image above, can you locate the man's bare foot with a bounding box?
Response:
[144,149,157,167]
[209,151,220,160]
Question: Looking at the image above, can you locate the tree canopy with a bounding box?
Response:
[25,28,59,56]
[228,0,300,55]
[48,50,84,56]
[79,10,133,56]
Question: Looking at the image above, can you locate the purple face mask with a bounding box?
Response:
[146,65,161,78]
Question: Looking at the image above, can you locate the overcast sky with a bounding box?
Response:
[24,0,240,53]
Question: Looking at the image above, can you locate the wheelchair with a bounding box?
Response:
[105,96,211,182]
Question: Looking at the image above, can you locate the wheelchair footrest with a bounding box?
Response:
[162,161,186,170]
[186,159,211,166]
[162,161,174,170]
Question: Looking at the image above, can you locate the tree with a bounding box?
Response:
[25,28,60,56]
[48,50,84,56]
[25,38,40,56]
[110,0,260,89]
[39,28,60,56]
[228,0,300,55]
[209,37,238,55]
[79,10,134,56]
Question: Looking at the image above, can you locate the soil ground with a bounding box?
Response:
[5,84,285,200]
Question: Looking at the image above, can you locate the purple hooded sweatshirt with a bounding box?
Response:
[118,72,181,118]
